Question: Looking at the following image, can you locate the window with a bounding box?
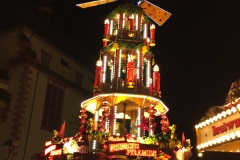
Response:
[41,82,64,131]
[41,49,52,68]
[76,71,83,87]
[61,58,71,69]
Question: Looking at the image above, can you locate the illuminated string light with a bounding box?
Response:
[146,60,150,87]
[143,23,147,39]
[111,57,115,82]
[118,49,122,78]
[136,50,140,79]
[137,107,141,138]
[135,14,138,30]
[110,20,113,35]
[92,139,97,150]
[102,55,107,83]
[122,13,125,29]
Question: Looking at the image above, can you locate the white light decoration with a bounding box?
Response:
[220,136,225,142]
[96,60,102,66]
[102,55,107,83]
[225,134,231,141]
[198,152,203,157]
[237,104,240,111]
[226,109,232,115]
[205,119,210,125]
[213,116,217,122]
[143,23,147,39]
[217,113,222,120]
[111,58,115,82]
[135,14,138,30]
[110,20,113,35]
[197,145,201,150]
[118,49,122,78]
[199,123,203,128]
[231,106,237,113]
[92,139,97,150]
[236,131,240,138]
[221,111,227,117]
[136,49,140,79]
[202,121,206,127]
[137,107,141,138]
[212,139,216,145]
[195,125,199,129]
[209,117,213,123]
[113,105,117,135]
[153,64,159,72]
[230,133,236,139]
[146,60,150,87]
[208,141,212,146]
[122,13,125,28]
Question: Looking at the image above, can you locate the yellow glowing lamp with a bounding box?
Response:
[111,42,119,51]
[142,45,148,53]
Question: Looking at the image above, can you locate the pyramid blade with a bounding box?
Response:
[76,0,117,9]
[138,0,171,26]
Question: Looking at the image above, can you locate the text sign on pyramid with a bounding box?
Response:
[138,0,171,26]
[77,0,117,9]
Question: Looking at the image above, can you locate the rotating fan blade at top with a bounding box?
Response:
[76,0,118,8]
[138,0,171,26]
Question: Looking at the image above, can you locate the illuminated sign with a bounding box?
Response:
[50,149,62,156]
[45,145,56,155]
[108,136,125,142]
[212,118,240,136]
[126,149,157,157]
[109,143,139,152]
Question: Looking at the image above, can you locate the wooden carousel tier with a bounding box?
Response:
[81,93,168,116]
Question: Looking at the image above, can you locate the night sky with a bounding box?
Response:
[2,0,240,153]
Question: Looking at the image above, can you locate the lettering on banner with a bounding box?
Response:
[109,143,139,152]
[212,118,240,136]
[126,149,157,157]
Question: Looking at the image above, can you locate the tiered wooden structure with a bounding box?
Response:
[82,3,168,138]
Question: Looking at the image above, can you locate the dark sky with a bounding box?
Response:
[2,0,240,152]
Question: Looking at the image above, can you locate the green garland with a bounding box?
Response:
[107,4,150,23]
[101,41,153,54]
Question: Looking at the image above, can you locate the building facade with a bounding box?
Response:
[0,25,93,159]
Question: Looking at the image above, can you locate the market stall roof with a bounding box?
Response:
[80,93,168,116]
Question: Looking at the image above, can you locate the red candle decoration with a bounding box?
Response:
[104,19,109,35]
[153,65,160,94]
[94,60,102,95]
[150,24,155,40]
[129,15,134,30]
[127,54,134,88]
[150,24,156,46]
[103,41,107,47]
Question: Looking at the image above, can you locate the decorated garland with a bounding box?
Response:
[79,107,87,133]
[107,4,150,23]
